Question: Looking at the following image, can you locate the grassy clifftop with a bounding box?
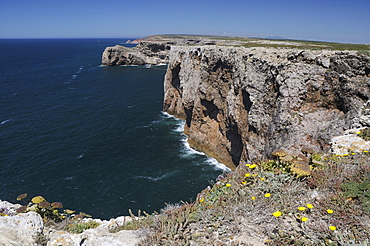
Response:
[149,34,370,53]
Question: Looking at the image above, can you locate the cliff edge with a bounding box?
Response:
[163,45,370,168]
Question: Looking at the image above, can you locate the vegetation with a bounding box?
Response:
[157,34,370,52]
[12,194,97,234]
[65,221,100,234]
[113,150,370,245]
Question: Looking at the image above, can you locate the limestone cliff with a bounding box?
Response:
[102,41,171,66]
[163,46,370,169]
[101,36,219,66]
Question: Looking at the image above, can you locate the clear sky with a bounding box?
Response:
[0,0,369,44]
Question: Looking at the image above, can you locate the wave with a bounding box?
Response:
[1,119,11,125]
[162,112,230,172]
[135,171,177,181]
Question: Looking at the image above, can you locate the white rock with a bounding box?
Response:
[330,129,370,155]
[0,211,43,246]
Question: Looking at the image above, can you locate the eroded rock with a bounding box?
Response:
[163,46,370,168]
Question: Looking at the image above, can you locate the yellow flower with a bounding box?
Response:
[260,178,265,181]
[225,183,231,187]
[241,181,247,185]
[272,211,282,217]
[249,164,257,169]
[245,164,251,167]
[329,226,337,231]
[199,197,205,203]
[306,204,314,209]
[342,153,349,157]
[245,173,251,177]
[251,196,256,200]
[327,209,334,214]
[252,174,258,177]
[364,150,369,153]
[264,193,271,198]
[351,153,355,155]
[298,206,306,211]
[357,131,361,134]
[301,217,309,222]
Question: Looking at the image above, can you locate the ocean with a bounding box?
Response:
[0,39,228,219]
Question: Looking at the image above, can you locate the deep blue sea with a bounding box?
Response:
[0,39,228,219]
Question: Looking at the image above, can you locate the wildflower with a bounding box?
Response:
[245,164,251,167]
[364,150,369,153]
[252,174,258,177]
[199,197,205,203]
[327,209,334,214]
[251,196,256,200]
[357,131,361,134]
[351,153,355,155]
[249,164,257,169]
[260,178,265,181]
[342,153,349,157]
[264,193,271,198]
[298,207,306,211]
[272,211,282,217]
[241,181,247,185]
[225,183,231,187]
[301,217,309,222]
[329,226,337,231]
[306,204,314,209]
[245,173,251,177]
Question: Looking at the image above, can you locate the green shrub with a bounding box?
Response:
[65,221,100,234]
[341,179,370,212]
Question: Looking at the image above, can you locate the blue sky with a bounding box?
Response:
[0,0,369,44]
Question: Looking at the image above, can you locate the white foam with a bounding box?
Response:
[179,131,230,172]
[206,158,231,172]
[77,153,85,159]
[136,172,176,181]
[175,123,184,132]
[161,111,182,121]
[1,119,11,125]
[161,111,230,172]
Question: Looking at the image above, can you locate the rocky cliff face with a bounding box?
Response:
[102,41,172,66]
[163,46,370,169]
[101,36,220,66]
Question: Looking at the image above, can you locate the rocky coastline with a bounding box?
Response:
[1,35,369,245]
[102,35,370,169]
[163,45,370,169]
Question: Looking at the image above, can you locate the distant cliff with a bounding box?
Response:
[163,46,370,169]
[101,36,219,66]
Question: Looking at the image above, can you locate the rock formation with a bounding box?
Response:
[0,200,143,246]
[163,46,370,169]
[101,41,171,66]
[101,35,220,66]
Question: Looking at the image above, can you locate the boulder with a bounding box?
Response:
[0,212,43,246]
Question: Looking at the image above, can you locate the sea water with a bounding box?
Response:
[0,39,228,219]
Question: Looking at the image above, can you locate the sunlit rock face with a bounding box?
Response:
[101,41,172,66]
[163,46,370,169]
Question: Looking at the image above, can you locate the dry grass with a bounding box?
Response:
[119,151,370,245]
